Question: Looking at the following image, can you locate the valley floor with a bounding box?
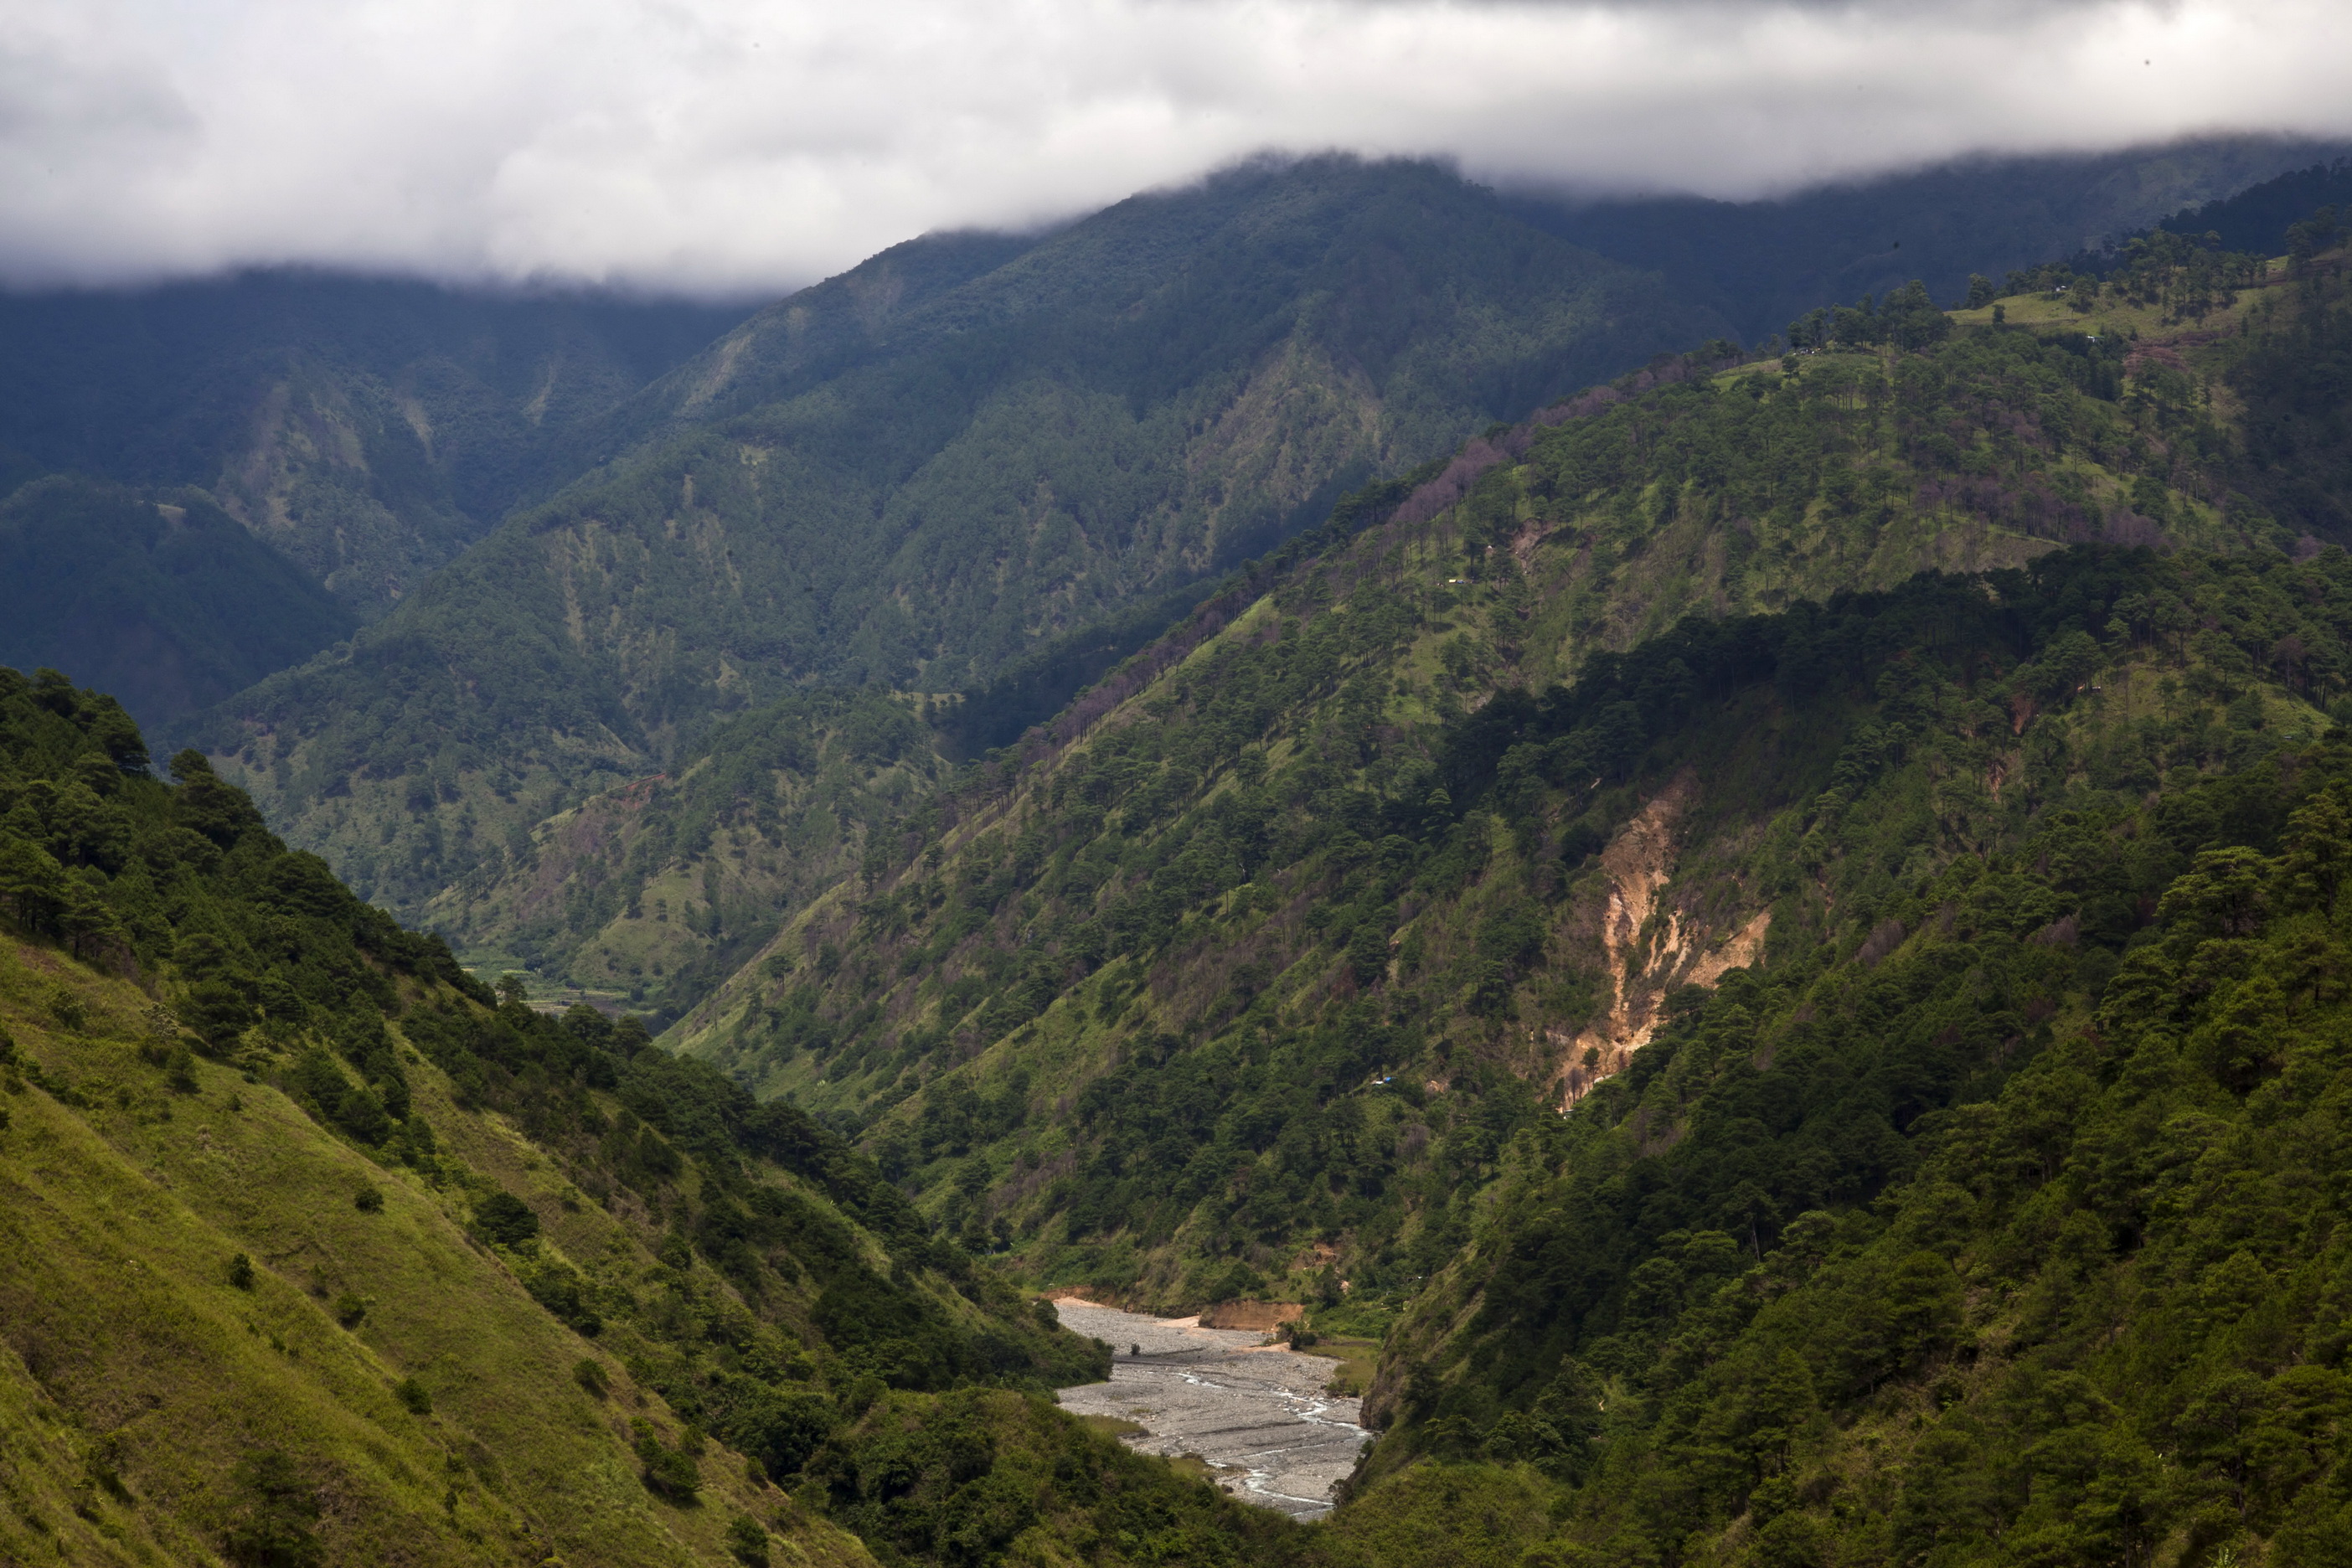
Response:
[1051,1301,1368,1519]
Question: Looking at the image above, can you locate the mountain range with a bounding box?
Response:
[6,134,2352,1568]
[46,137,2324,1019]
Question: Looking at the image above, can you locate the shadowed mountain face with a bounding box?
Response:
[0,272,750,615]
[0,476,356,731]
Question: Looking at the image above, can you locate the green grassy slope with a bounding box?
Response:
[187,157,1733,927]
[0,665,863,1564]
[1,664,1302,1568]
[0,914,1318,1568]
[0,943,869,1567]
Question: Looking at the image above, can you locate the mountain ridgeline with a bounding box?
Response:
[1509,134,2349,349]
[177,145,2351,990]
[188,156,1733,932]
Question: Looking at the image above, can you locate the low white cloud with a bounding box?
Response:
[2,0,2347,297]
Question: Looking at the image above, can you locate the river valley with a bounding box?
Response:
[1051,1300,1370,1519]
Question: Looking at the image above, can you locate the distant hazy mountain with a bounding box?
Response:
[0,476,354,730]
[2159,154,2352,252]
[1509,133,2351,344]
[0,272,747,616]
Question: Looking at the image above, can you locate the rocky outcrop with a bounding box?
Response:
[1199,1299,1308,1332]
[1547,774,1769,1107]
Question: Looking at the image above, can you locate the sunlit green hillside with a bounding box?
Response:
[0,666,1283,1568]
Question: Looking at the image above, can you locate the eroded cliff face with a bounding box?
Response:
[1362,786,1772,1432]
[1546,775,1768,1106]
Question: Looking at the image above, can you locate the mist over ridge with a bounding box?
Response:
[7,0,2352,296]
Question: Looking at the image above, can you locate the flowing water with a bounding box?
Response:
[1052,1299,1369,1519]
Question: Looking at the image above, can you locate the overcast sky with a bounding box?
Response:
[3,0,2348,297]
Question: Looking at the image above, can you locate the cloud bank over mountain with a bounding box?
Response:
[4,0,2349,297]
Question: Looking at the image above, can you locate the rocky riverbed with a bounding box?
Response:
[1052,1299,1369,1519]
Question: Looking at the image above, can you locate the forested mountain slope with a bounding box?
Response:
[0,668,1279,1568]
[14,214,2352,1568]
[668,245,2340,1308]
[187,157,1738,934]
[647,240,2352,1568]
[1354,721,2352,1566]
[183,151,2352,1007]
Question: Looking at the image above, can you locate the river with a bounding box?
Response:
[1051,1299,1370,1519]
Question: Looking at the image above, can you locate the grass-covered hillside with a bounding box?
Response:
[190,157,1736,926]
[0,665,1303,1568]
[668,238,2344,1304]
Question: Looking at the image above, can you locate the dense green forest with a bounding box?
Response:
[1368,724,2352,1565]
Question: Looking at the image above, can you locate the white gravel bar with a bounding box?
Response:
[1052,1299,1369,1519]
